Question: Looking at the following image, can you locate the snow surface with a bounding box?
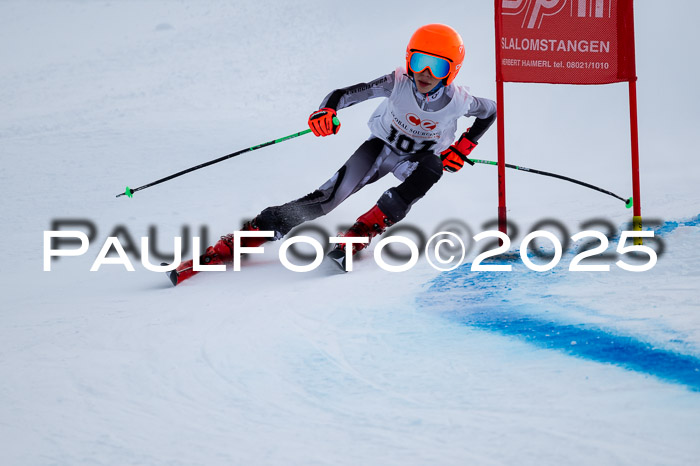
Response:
[2,1,700,465]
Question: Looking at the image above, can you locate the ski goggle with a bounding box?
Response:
[408,51,451,79]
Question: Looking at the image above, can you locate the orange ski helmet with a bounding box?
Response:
[406,24,465,86]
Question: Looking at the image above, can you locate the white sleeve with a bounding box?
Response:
[465,96,497,119]
[319,71,396,110]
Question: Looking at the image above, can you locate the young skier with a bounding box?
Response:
[168,23,497,285]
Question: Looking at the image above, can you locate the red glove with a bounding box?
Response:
[308,107,340,137]
[440,132,477,173]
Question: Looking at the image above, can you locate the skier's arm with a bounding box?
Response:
[441,96,497,173]
[463,96,497,143]
[308,72,395,137]
[319,72,395,112]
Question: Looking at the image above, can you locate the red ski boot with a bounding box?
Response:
[166,220,269,286]
[327,205,393,271]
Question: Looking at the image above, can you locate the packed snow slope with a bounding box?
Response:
[2,1,700,465]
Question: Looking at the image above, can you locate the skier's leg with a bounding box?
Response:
[167,219,265,286]
[254,137,387,237]
[378,151,444,223]
[168,138,387,285]
[336,151,443,254]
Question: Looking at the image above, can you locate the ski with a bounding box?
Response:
[326,248,349,273]
[162,263,181,287]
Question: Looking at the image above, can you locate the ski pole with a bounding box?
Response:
[469,158,633,208]
[116,118,338,198]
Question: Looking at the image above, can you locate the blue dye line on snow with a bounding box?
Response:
[459,305,700,391]
[420,215,700,392]
[654,213,700,235]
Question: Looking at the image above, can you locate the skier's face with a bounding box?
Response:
[414,69,441,93]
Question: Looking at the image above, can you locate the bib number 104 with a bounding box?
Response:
[473,230,657,272]
[387,126,437,153]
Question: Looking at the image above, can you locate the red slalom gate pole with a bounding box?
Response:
[496,80,507,237]
[626,1,642,244]
[629,78,643,244]
[494,0,507,238]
